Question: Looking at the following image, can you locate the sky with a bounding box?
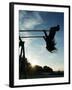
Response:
[19,10,64,71]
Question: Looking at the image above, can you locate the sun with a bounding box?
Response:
[27,55,39,67]
[30,60,38,67]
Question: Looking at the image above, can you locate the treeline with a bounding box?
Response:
[19,56,54,79]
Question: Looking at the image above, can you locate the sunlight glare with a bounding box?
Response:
[30,59,38,67]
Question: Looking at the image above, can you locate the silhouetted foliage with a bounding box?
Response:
[43,66,53,73]
[19,56,64,79]
[33,65,43,74]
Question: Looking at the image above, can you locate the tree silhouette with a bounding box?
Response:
[43,66,53,73]
[33,65,43,74]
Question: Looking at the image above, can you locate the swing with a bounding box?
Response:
[19,25,60,53]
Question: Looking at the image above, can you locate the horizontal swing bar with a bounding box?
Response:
[19,30,49,32]
[20,36,44,38]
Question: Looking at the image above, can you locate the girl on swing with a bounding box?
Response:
[43,25,60,53]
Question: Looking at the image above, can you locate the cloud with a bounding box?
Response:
[19,11,43,30]
[19,11,43,48]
